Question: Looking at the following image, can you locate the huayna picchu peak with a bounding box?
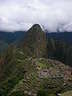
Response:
[20,24,47,58]
[28,24,43,33]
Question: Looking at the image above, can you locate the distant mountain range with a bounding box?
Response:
[0,30,72,44]
[0,31,26,44]
[47,32,72,44]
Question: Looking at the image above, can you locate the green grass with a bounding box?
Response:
[61,91,72,96]
[9,91,25,96]
[36,58,53,70]
[38,62,47,69]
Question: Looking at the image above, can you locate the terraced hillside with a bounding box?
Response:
[0,47,72,96]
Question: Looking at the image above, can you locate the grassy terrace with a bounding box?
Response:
[61,91,72,96]
[0,49,72,96]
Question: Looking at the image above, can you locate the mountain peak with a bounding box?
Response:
[21,24,47,58]
[28,24,43,33]
[32,24,42,29]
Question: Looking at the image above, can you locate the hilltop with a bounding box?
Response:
[19,24,47,58]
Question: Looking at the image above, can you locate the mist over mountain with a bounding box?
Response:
[1,25,72,45]
[0,0,72,32]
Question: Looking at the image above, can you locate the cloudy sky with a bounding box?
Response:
[0,0,72,32]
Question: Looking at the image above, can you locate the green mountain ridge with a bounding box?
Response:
[19,24,47,58]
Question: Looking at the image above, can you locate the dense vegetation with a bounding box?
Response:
[47,38,72,66]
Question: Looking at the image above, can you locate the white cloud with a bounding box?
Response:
[0,0,72,32]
